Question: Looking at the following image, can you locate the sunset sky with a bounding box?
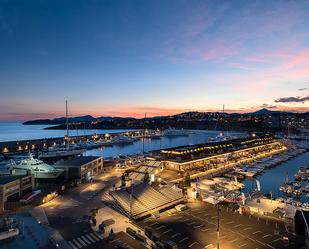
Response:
[0,0,309,120]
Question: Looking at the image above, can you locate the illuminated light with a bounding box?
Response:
[18,146,22,151]
[3,147,9,153]
[150,174,155,182]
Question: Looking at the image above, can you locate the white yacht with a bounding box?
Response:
[11,154,63,179]
[100,135,137,146]
[163,128,189,137]
[39,146,85,160]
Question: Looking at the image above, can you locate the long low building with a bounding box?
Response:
[110,183,185,220]
[54,156,105,182]
[149,134,285,171]
[0,174,34,211]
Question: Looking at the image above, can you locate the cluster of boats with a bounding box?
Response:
[279,165,309,198]
[294,166,309,181]
[234,148,306,178]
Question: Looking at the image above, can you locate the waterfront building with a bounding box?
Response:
[149,135,285,171]
[0,174,34,211]
[54,156,104,182]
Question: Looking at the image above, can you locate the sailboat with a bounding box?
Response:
[39,100,86,160]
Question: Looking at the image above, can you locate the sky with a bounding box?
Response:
[0,0,309,121]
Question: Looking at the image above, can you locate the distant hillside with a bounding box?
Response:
[23,115,97,125]
[23,108,308,126]
[248,108,289,116]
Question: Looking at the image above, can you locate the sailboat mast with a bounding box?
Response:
[222,104,225,136]
[66,100,69,139]
[142,112,146,154]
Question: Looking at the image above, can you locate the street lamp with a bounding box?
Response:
[216,205,221,249]
[129,181,134,221]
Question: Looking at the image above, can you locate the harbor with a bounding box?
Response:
[1,127,309,249]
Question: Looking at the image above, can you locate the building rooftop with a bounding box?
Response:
[55,156,102,167]
[0,174,28,185]
[150,134,276,163]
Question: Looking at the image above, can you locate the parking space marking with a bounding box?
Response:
[157,225,166,230]
[253,230,262,235]
[180,237,189,243]
[171,233,181,238]
[225,221,234,225]
[267,244,275,249]
[263,234,272,238]
[238,243,247,248]
[256,239,266,246]
[194,224,203,229]
[163,229,173,234]
[234,224,243,228]
[273,238,281,242]
[201,227,211,232]
[243,227,253,231]
[189,242,199,247]
[149,222,158,227]
[230,238,238,243]
[109,238,120,244]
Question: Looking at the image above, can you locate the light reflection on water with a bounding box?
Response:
[243,151,309,203]
[85,130,246,158]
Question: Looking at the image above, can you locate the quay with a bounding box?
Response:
[0,130,143,156]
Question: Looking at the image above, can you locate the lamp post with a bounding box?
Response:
[129,181,134,221]
[216,205,221,249]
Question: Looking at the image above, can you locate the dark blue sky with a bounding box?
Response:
[0,0,309,120]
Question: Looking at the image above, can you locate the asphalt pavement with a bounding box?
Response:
[137,201,306,249]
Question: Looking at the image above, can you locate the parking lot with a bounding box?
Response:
[137,202,305,249]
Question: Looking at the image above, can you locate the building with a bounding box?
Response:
[54,156,104,182]
[0,174,34,211]
[149,135,285,171]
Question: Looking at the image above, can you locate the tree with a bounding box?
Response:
[184,172,191,188]
[143,170,150,183]
[121,173,126,187]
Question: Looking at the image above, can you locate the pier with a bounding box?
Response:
[0,130,143,156]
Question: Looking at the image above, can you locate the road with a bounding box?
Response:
[137,201,306,249]
[40,169,133,249]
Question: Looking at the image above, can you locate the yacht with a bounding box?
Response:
[209,132,236,142]
[39,146,85,160]
[163,128,189,137]
[11,154,63,179]
[100,136,137,146]
[39,100,86,160]
[0,217,19,241]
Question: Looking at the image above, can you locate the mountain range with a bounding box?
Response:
[22,108,308,125]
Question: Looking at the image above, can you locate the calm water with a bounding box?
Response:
[243,151,309,203]
[1,122,308,202]
[0,122,132,142]
[85,130,246,158]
